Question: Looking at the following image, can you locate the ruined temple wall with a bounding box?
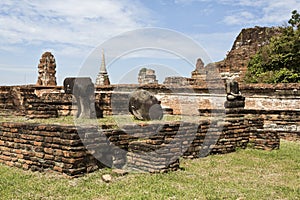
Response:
[0,84,299,142]
[245,110,300,142]
[0,118,265,175]
[216,26,282,81]
[242,84,300,141]
[0,87,285,176]
[1,84,299,113]
[99,83,300,114]
[0,86,14,110]
[0,95,281,176]
[158,93,225,115]
[241,83,300,111]
[0,122,99,177]
[95,84,226,116]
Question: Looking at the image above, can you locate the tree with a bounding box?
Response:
[288,10,300,29]
[245,10,300,83]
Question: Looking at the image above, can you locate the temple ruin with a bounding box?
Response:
[0,26,299,177]
[36,52,57,86]
[138,68,158,84]
[216,26,282,81]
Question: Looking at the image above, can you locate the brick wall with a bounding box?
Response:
[0,86,14,110]
[0,84,299,144]
[245,109,300,142]
[1,120,251,175]
[1,83,299,115]
[240,83,300,111]
[0,122,100,177]
[0,92,282,176]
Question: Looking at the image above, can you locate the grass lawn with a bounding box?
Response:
[0,111,185,127]
[0,140,299,200]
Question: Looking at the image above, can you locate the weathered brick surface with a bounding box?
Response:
[0,122,97,177]
[1,83,299,117]
[0,108,282,176]
[216,26,282,81]
[0,83,298,175]
[245,109,300,142]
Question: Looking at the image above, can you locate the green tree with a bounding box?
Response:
[288,10,300,29]
[245,10,300,83]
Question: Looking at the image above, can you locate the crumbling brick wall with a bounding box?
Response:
[0,92,283,176]
[216,26,282,81]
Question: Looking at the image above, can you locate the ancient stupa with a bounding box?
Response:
[95,50,110,86]
[36,52,57,86]
[138,68,158,84]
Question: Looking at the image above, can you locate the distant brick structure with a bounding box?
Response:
[164,58,217,86]
[138,68,158,84]
[191,58,206,80]
[36,52,57,86]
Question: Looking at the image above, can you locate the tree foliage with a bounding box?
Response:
[245,10,300,83]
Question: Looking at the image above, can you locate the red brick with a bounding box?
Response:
[44,148,53,154]
[17,154,24,159]
[33,141,43,146]
[53,166,63,172]
[0,155,12,161]
[22,164,29,170]
[53,149,63,156]
[35,152,44,158]
[63,151,86,158]
[44,154,54,160]
[5,161,14,167]
[44,137,53,143]
[62,157,84,164]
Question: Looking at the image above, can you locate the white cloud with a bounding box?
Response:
[219,0,266,7]
[174,0,210,4]
[0,0,152,54]
[0,0,154,85]
[224,11,256,25]
[222,0,300,26]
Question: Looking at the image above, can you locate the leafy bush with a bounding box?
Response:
[245,10,300,83]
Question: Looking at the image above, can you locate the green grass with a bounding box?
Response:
[0,140,299,200]
[0,110,184,127]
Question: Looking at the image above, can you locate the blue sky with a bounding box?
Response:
[0,0,299,85]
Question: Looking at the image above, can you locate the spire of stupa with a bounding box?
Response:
[99,49,107,73]
[95,49,110,86]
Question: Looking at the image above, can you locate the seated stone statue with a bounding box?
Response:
[226,80,245,101]
[128,89,163,120]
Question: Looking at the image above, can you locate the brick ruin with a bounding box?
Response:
[163,26,282,85]
[0,92,281,176]
[138,27,282,86]
[36,52,57,86]
[216,26,282,81]
[138,68,158,84]
[0,82,298,176]
[0,26,299,177]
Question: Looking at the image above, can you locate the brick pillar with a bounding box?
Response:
[223,80,249,150]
